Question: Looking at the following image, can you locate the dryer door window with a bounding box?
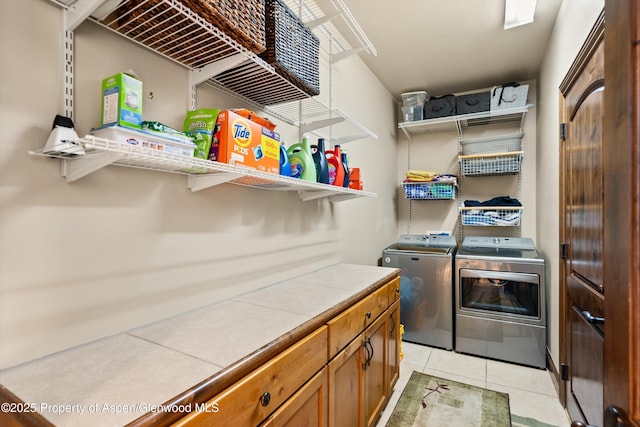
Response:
[459,269,540,319]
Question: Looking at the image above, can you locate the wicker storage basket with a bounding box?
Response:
[105,0,266,56]
[261,0,320,96]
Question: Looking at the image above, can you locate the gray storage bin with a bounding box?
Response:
[424,94,456,119]
[456,91,490,115]
[491,84,529,111]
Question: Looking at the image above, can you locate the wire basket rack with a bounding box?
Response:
[460,207,522,226]
[460,132,523,155]
[459,151,523,176]
[402,181,456,200]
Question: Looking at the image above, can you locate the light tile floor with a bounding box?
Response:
[376,342,571,426]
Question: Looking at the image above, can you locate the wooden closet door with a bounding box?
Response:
[560,13,606,427]
[602,0,640,425]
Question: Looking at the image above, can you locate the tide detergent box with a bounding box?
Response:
[101,73,143,129]
[210,110,280,174]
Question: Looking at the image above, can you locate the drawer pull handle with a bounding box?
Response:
[260,392,271,407]
[366,338,374,367]
[362,340,371,369]
[389,312,396,337]
[362,338,374,368]
[395,287,400,294]
[365,311,372,319]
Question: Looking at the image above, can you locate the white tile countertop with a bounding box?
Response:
[0,263,398,427]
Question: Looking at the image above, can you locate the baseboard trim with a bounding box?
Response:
[546,348,561,398]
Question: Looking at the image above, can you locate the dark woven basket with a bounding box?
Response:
[104,0,266,59]
[260,0,320,96]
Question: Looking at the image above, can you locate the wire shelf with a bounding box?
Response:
[460,206,522,227]
[29,135,377,202]
[398,105,532,141]
[283,0,376,57]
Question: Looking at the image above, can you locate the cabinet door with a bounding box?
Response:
[261,367,328,427]
[328,332,365,427]
[386,300,401,396]
[363,312,387,427]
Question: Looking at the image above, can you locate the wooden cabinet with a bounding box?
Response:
[327,277,400,427]
[328,312,388,427]
[0,269,400,427]
[169,275,399,427]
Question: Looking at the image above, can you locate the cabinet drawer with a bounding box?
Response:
[387,277,400,304]
[327,285,388,359]
[260,366,328,427]
[173,326,328,426]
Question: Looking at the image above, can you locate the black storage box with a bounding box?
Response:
[424,95,456,119]
[456,91,490,115]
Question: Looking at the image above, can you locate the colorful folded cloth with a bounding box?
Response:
[405,171,458,184]
[406,170,438,182]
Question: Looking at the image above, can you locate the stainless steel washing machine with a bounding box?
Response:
[382,234,457,350]
[455,236,546,368]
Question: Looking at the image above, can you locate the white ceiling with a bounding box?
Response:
[340,0,562,99]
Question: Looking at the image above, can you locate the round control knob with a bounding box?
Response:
[493,237,501,245]
[384,257,391,264]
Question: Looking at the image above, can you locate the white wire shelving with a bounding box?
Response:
[398,105,532,141]
[30,135,377,202]
[42,0,378,200]
[50,0,378,148]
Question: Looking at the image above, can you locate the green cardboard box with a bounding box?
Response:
[101,73,143,129]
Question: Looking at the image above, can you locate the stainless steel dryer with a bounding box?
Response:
[382,234,457,350]
[455,236,546,368]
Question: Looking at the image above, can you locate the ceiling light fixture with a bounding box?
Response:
[504,0,537,29]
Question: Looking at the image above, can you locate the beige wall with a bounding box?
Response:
[537,0,604,368]
[0,0,397,369]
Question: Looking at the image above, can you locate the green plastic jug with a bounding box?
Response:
[287,136,316,181]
